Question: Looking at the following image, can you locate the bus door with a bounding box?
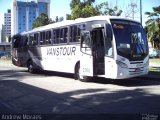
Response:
[80,31,93,77]
[91,28,105,75]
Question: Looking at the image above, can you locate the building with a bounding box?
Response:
[4,9,11,40]
[0,24,5,43]
[11,0,50,36]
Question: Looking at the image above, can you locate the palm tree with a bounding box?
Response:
[145,6,160,49]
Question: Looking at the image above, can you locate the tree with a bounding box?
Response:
[145,6,160,49]
[66,14,72,20]
[68,0,100,20]
[97,2,122,16]
[67,0,123,20]
[32,13,53,29]
[55,16,64,22]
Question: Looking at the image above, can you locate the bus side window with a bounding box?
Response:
[29,34,34,46]
[60,28,68,43]
[70,25,79,43]
[52,30,57,44]
[57,29,60,44]
[23,36,28,47]
[46,31,51,45]
[78,24,85,42]
[40,32,46,45]
[33,33,38,46]
[77,26,81,42]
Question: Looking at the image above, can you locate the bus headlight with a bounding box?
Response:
[116,60,128,68]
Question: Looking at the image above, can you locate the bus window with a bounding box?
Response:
[40,32,44,45]
[78,24,85,42]
[46,31,51,45]
[22,35,28,47]
[52,30,57,44]
[77,26,81,42]
[105,24,113,57]
[12,35,21,48]
[60,28,68,43]
[70,26,77,43]
[70,25,82,43]
[52,29,60,44]
[57,29,60,44]
[34,33,39,46]
[29,34,38,46]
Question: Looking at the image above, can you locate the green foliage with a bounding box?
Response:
[97,2,122,16]
[67,0,123,20]
[32,13,54,29]
[145,6,160,49]
[70,0,100,20]
[71,4,100,19]
[66,14,72,20]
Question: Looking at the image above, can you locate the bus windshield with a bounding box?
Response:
[111,20,148,61]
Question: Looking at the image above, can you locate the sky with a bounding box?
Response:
[0,0,160,27]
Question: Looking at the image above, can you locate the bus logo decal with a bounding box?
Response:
[47,47,76,56]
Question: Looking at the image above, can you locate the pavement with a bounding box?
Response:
[0,59,160,120]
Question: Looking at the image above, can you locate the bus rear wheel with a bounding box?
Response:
[75,63,91,82]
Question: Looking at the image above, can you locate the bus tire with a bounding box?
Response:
[74,63,80,80]
[27,60,35,73]
[75,63,91,82]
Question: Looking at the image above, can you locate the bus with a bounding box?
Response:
[11,16,149,82]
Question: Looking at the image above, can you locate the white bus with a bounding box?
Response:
[11,16,149,82]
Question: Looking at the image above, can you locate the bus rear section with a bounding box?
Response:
[11,34,29,67]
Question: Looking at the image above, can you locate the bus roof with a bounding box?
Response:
[21,16,140,35]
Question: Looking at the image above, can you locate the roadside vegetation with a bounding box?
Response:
[145,6,160,50]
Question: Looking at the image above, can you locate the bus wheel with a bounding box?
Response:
[27,60,35,73]
[75,63,80,80]
[75,63,91,82]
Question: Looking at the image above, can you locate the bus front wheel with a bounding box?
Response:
[75,63,91,82]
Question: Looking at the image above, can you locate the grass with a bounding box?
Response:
[149,58,160,75]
